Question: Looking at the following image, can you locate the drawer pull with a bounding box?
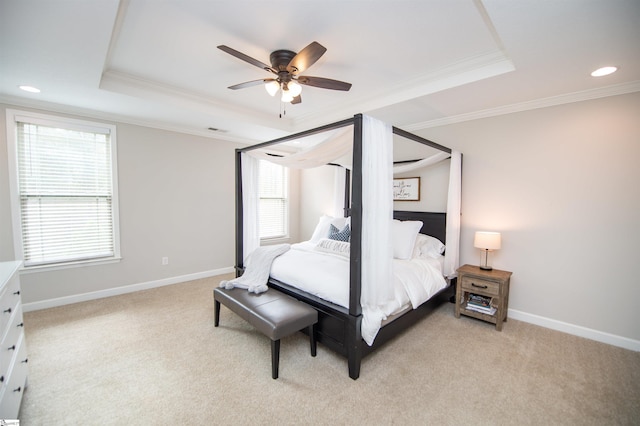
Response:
[471,283,488,289]
[13,386,22,393]
[8,345,16,351]
[13,290,20,295]
[0,375,3,382]
[17,322,24,327]
[3,307,11,314]
[22,358,28,364]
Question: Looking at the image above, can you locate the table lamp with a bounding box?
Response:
[474,231,501,270]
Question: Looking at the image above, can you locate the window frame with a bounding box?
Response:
[5,109,122,272]
[258,159,289,241]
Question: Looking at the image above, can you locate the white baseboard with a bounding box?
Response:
[22,267,234,312]
[508,308,640,352]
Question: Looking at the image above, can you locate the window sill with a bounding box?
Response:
[260,237,291,245]
[20,256,123,274]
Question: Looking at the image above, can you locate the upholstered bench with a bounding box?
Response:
[213,287,318,379]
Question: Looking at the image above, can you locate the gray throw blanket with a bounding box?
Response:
[219,244,291,294]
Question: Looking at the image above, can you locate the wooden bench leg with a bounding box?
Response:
[214,300,220,327]
[271,339,280,379]
[309,324,316,357]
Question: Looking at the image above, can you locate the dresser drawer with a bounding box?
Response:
[0,273,21,339]
[0,334,28,419]
[460,275,500,296]
[0,305,24,380]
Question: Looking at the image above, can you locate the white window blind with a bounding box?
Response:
[10,113,119,267]
[258,160,288,239]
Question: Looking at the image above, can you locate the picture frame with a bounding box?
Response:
[393,177,420,201]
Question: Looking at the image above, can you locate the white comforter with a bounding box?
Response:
[269,240,447,319]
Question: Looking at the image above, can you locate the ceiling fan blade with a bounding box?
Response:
[297,76,352,91]
[228,78,276,90]
[291,95,302,104]
[287,42,327,74]
[217,45,275,73]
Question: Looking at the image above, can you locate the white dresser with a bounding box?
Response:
[0,261,28,419]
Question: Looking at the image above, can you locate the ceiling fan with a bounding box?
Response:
[217,41,352,104]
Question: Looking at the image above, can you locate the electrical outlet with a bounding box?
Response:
[162,257,169,266]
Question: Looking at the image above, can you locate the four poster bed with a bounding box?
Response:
[234,114,462,379]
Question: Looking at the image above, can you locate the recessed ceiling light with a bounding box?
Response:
[19,85,41,93]
[591,66,618,77]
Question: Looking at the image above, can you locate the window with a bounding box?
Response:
[258,159,288,239]
[6,110,120,269]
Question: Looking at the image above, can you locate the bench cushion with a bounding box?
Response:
[214,287,317,341]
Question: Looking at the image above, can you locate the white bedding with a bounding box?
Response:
[269,240,447,318]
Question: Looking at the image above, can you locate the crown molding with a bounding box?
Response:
[405,80,640,131]
[0,94,256,145]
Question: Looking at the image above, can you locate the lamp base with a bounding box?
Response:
[479,249,493,270]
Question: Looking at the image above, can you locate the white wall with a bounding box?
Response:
[0,105,242,305]
[418,92,640,343]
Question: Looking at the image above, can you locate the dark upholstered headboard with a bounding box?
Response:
[393,211,447,244]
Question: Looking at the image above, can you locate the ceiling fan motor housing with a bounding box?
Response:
[270,50,297,72]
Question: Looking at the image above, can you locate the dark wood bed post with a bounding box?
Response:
[235,149,243,276]
[347,113,364,379]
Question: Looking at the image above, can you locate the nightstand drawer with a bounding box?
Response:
[460,276,500,296]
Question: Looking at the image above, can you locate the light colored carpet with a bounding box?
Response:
[19,274,640,425]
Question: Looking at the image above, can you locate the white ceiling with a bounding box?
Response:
[1,0,639,145]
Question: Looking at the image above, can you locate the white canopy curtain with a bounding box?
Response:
[241,153,260,263]
[390,149,462,278]
[360,115,395,344]
[240,115,461,344]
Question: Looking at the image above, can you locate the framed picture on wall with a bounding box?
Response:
[393,177,420,201]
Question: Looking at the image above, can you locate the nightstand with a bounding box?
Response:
[455,264,512,331]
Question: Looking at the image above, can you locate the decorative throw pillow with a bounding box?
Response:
[329,223,351,242]
[315,238,350,258]
[310,215,349,243]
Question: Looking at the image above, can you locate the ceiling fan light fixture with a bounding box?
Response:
[288,81,302,97]
[281,90,294,103]
[265,80,280,96]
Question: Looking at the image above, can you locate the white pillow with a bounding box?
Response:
[412,233,445,259]
[392,219,423,260]
[310,215,349,243]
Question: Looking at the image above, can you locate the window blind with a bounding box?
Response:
[15,120,117,266]
[258,160,288,239]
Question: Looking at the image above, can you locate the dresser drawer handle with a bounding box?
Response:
[8,345,15,351]
[471,283,488,289]
[0,375,3,382]
[22,358,28,364]
[17,322,24,328]
[3,308,11,314]
[13,386,22,393]
[13,290,20,295]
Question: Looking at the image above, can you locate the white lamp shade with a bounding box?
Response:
[265,81,280,96]
[281,90,294,102]
[474,231,501,250]
[288,81,302,96]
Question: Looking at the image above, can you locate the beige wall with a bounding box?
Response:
[419,92,640,342]
[1,105,242,304]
